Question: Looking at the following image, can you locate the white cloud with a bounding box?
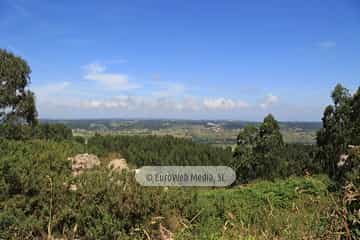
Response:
[32,65,284,119]
[203,98,249,110]
[318,41,336,49]
[83,62,140,90]
[260,94,279,109]
[81,96,139,109]
[80,96,249,112]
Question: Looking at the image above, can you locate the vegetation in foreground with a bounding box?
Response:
[0,138,335,239]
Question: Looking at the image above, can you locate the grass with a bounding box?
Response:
[175,175,335,239]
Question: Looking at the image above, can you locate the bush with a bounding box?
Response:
[0,139,196,239]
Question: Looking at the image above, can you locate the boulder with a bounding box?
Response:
[108,158,129,172]
[68,153,100,176]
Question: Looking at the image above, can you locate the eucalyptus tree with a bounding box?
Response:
[0,49,38,126]
[317,84,359,179]
[233,114,284,181]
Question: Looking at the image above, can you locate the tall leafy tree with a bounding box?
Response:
[317,84,358,179]
[233,114,284,182]
[255,114,284,179]
[316,105,337,177]
[317,84,360,239]
[0,49,38,126]
[350,87,360,145]
[233,125,258,181]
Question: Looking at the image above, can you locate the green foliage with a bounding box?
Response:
[0,140,83,239]
[350,87,360,145]
[0,123,32,140]
[281,143,320,176]
[233,114,321,183]
[0,49,38,126]
[232,125,258,181]
[0,137,336,239]
[316,84,360,239]
[233,114,287,182]
[73,135,86,144]
[0,139,196,239]
[178,175,333,239]
[33,123,73,141]
[317,84,360,182]
[255,114,284,179]
[0,123,73,141]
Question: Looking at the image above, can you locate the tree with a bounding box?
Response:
[350,87,360,145]
[317,84,360,239]
[316,105,337,177]
[259,114,282,139]
[233,114,284,182]
[233,125,258,181]
[255,114,284,179]
[0,49,38,126]
[317,84,359,180]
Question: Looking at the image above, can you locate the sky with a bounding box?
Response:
[1,0,359,121]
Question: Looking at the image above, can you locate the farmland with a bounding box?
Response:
[44,119,320,146]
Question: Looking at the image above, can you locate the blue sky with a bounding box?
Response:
[1,0,359,120]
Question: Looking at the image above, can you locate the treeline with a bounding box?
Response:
[88,134,233,166]
[85,128,320,183]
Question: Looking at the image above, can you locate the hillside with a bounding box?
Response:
[0,138,335,239]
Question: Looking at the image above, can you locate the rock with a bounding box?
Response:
[68,153,100,176]
[108,158,129,172]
